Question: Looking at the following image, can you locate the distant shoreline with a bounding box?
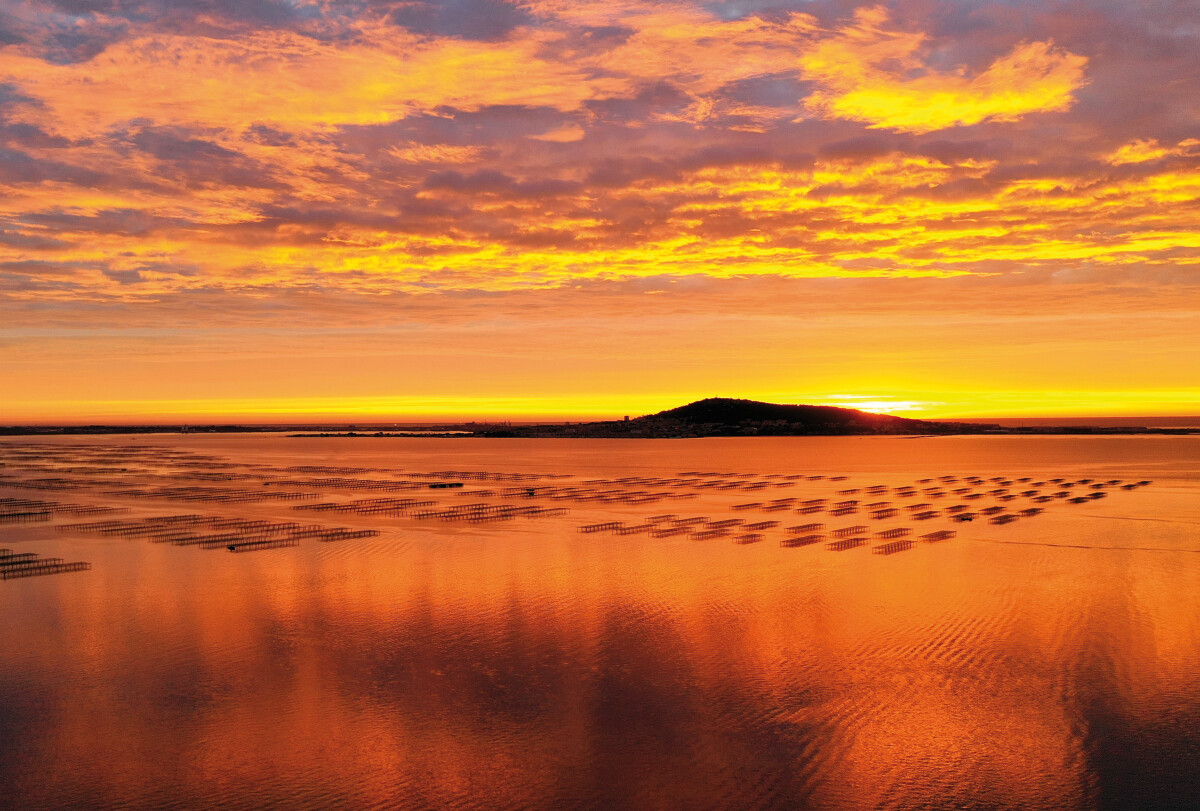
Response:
[4,397,1200,438]
[2,426,1199,437]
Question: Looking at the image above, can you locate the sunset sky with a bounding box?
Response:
[1,0,1198,422]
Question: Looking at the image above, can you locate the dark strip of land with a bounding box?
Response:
[4,398,1198,437]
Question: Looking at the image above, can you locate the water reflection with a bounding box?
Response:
[2,437,1200,809]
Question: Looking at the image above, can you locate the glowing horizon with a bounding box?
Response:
[1,1,1198,421]
[6,389,1200,425]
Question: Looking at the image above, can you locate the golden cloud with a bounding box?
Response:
[530,123,586,142]
[0,28,602,138]
[799,8,1087,133]
[390,143,487,164]
[1107,138,1200,165]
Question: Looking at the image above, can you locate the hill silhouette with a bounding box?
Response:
[650,398,925,430]
[480,397,997,437]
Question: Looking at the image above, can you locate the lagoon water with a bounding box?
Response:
[2,435,1199,810]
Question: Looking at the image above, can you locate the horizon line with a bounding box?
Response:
[4,414,1200,429]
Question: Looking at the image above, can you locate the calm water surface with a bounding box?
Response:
[2,436,1199,810]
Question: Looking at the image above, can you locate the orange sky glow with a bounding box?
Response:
[1,1,1198,422]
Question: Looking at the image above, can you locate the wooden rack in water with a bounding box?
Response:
[0,509,50,523]
[0,548,90,580]
[295,497,437,515]
[493,485,698,505]
[0,476,93,491]
[781,533,823,547]
[57,515,377,548]
[921,530,956,542]
[873,540,915,555]
[579,521,622,533]
[0,497,125,518]
[173,530,296,547]
[827,537,867,551]
[108,486,320,504]
[413,504,568,522]
[274,476,427,492]
[225,538,300,552]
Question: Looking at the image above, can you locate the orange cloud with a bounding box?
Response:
[390,143,487,163]
[0,28,603,138]
[1107,138,1200,165]
[800,7,1087,133]
[530,123,586,142]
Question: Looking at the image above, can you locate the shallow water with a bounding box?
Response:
[2,435,1199,810]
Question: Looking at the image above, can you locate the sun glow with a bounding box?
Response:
[816,397,934,414]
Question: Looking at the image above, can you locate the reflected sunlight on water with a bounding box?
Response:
[2,436,1199,809]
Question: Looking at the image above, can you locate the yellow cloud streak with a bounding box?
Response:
[1107,138,1200,165]
[6,148,1200,302]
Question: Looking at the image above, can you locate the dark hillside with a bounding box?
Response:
[650,398,926,431]
[480,397,999,437]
